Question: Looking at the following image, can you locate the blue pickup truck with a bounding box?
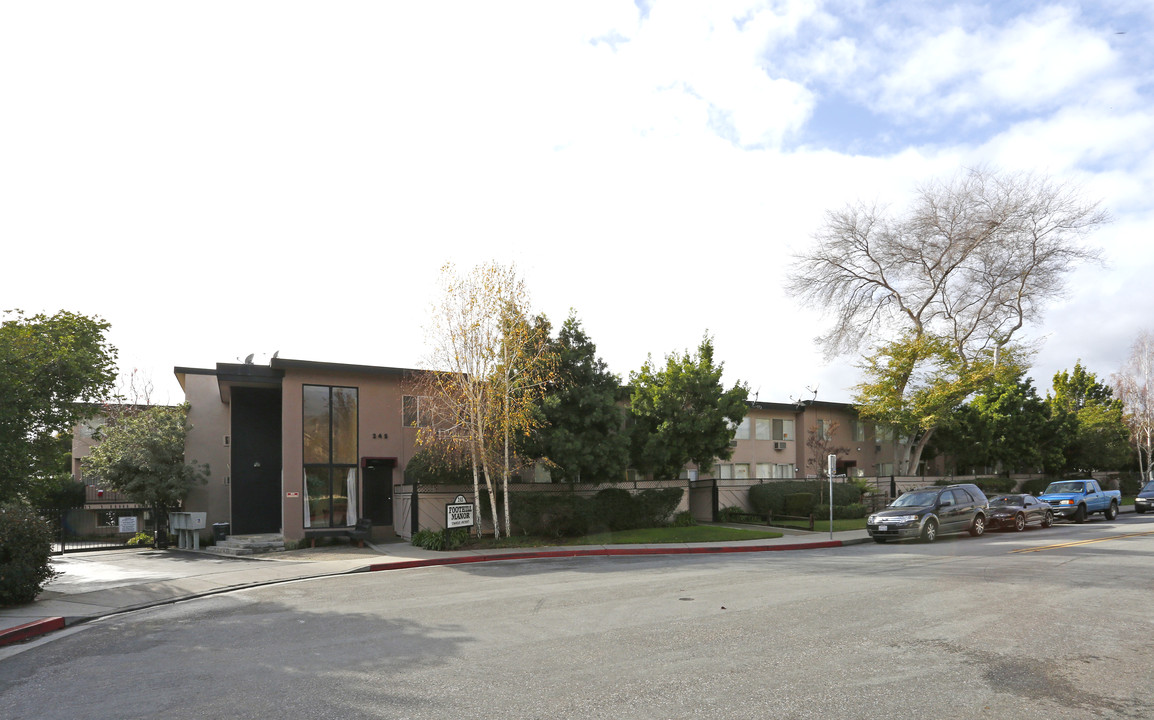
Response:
[1037,479,1121,523]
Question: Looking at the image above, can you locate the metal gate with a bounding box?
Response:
[39,507,148,555]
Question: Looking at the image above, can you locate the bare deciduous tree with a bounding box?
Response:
[790,167,1108,474]
[1114,330,1154,481]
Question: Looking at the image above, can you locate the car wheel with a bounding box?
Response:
[969,514,986,537]
[1041,511,1053,528]
[1104,502,1118,521]
[921,519,938,543]
[1074,504,1087,523]
[1137,507,1147,515]
[1013,513,1026,532]
[873,537,888,544]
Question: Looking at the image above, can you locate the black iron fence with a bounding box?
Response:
[37,507,148,555]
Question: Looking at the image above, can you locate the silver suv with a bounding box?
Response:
[867,484,989,543]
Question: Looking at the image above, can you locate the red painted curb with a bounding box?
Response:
[0,617,65,647]
[367,541,846,573]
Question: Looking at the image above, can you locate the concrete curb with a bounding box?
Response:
[366,536,871,571]
[2,536,870,648]
[0,617,66,646]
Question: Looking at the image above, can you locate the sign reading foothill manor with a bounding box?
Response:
[446,494,475,529]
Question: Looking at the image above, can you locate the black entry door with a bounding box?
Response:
[362,458,395,528]
[231,387,282,535]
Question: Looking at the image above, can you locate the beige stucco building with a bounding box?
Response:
[74,357,924,544]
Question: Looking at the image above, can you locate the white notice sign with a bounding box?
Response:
[446,494,474,529]
[118,516,138,534]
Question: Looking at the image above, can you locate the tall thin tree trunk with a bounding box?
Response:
[469,443,482,538]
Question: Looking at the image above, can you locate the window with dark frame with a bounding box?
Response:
[303,385,359,529]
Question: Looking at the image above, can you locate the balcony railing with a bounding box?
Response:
[84,485,142,507]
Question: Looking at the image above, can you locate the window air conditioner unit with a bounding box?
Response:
[773,441,787,451]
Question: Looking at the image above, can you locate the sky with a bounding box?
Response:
[3,0,1152,406]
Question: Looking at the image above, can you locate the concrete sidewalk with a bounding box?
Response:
[0,527,870,648]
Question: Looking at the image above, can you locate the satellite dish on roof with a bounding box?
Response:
[244,353,254,364]
[271,350,279,360]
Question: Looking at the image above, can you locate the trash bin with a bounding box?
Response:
[212,522,230,541]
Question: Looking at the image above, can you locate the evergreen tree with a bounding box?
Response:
[629,335,749,479]
[520,313,629,482]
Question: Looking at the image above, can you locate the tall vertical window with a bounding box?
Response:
[816,419,831,441]
[733,417,750,440]
[303,385,358,529]
[772,418,794,441]
[755,418,771,440]
[851,420,866,442]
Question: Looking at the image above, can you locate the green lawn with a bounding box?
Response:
[769,517,868,533]
[461,525,782,550]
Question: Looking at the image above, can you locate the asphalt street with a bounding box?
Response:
[2,514,1152,719]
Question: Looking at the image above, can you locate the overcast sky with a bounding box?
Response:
[3,1,1152,405]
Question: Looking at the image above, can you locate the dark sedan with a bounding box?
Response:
[1134,481,1154,514]
[986,494,1053,531]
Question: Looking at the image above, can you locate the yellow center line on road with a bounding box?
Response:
[1011,529,1154,553]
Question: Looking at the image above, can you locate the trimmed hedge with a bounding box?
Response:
[973,477,1016,494]
[749,481,863,516]
[0,505,57,606]
[814,503,869,519]
[509,487,684,538]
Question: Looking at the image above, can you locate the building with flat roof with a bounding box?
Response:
[74,356,925,544]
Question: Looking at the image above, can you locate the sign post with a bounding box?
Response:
[445,494,475,545]
[827,454,836,540]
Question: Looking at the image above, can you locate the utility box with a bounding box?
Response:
[212,522,230,542]
[170,512,207,550]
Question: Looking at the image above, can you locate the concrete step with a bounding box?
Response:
[207,533,286,555]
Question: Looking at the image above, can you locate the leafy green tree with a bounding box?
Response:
[931,373,1053,474]
[519,313,630,482]
[0,310,117,502]
[628,335,749,479]
[84,405,209,541]
[1047,363,1131,474]
[789,168,1107,474]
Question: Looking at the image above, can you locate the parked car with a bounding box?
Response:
[1037,478,1121,523]
[867,484,989,544]
[1134,481,1154,514]
[986,494,1053,531]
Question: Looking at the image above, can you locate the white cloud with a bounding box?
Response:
[1,0,1152,408]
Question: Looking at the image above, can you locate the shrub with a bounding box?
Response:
[814,503,869,519]
[0,505,58,606]
[973,477,1015,494]
[591,488,634,531]
[1020,477,1053,496]
[511,492,589,538]
[1119,475,1143,496]
[633,488,683,527]
[784,493,813,516]
[669,510,696,527]
[126,532,154,546]
[507,487,683,538]
[749,481,860,516]
[411,528,470,551]
[716,506,747,522]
